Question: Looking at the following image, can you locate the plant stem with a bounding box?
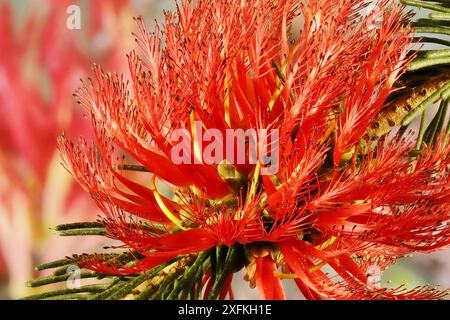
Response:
[402,80,450,125]
[58,228,106,236]
[413,26,450,36]
[401,0,450,13]
[150,270,180,300]
[115,164,150,172]
[27,271,98,288]
[104,261,172,300]
[424,100,448,144]
[207,245,240,300]
[416,110,427,150]
[166,251,210,300]
[35,258,73,271]
[423,49,450,59]
[429,13,450,21]
[438,99,449,136]
[413,37,450,47]
[21,285,108,300]
[90,279,128,300]
[43,293,93,300]
[55,222,104,231]
[408,56,450,71]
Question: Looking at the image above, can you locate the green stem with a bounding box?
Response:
[423,49,450,58]
[413,37,450,47]
[209,247,217,285]
[408,56,450,71]
[442,86,450,101]
[149,270,181,300]
[166,251,210,300]
[104,261,173,300]
[58,228,106,237]
[447,118,450,135]
[401,0,450,13]
[27,271,98,288]
[416,110,427,150]
[402,80,450,125]
[424,100,448,144]
[55,222,103,231]
[437,99,449,137]
[90,279,128,300]
[35,258,73,271]
[115,164,150,172]
[43,293,93,300]
[207,245,240,300]
[21,285,108,300]
[52,266,70,276]
[416,19,450,27]
[429,13,450,21]
[413,26,450,36]
[445,99,450,135]
[217,246,227,274]
[133,281,159,300]
[161,281,176,299]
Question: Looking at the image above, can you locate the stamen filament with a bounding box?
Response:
[315,236,337,250]
[151,177,186,230]
[190,111,203,164]
[153,191,186,230]
[308,261,327,273]
[224,68,231,126]
[273,272,298,279]
[247,161,261,206]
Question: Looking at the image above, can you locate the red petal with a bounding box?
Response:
[255,256,286,300]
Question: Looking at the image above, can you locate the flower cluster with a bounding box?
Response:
[53,0,450,300]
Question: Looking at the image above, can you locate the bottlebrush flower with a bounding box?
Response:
[0,1,139,298]
[40,0,450,300]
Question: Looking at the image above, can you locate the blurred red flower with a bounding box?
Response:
[0,0,138,298]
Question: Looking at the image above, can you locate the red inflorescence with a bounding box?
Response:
[59,0,450,299]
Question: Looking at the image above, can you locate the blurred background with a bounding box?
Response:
[0,0,448,300]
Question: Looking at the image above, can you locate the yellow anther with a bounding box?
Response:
[246,161,261,206]
[268,87,282,111]
[315,236,337,250]
[224,68,231,126]
[308,260,327,273]
[190,111,203,164]
[273,272,298,279]
[151,177,186,230]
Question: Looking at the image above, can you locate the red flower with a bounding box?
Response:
[59,0,450,299]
